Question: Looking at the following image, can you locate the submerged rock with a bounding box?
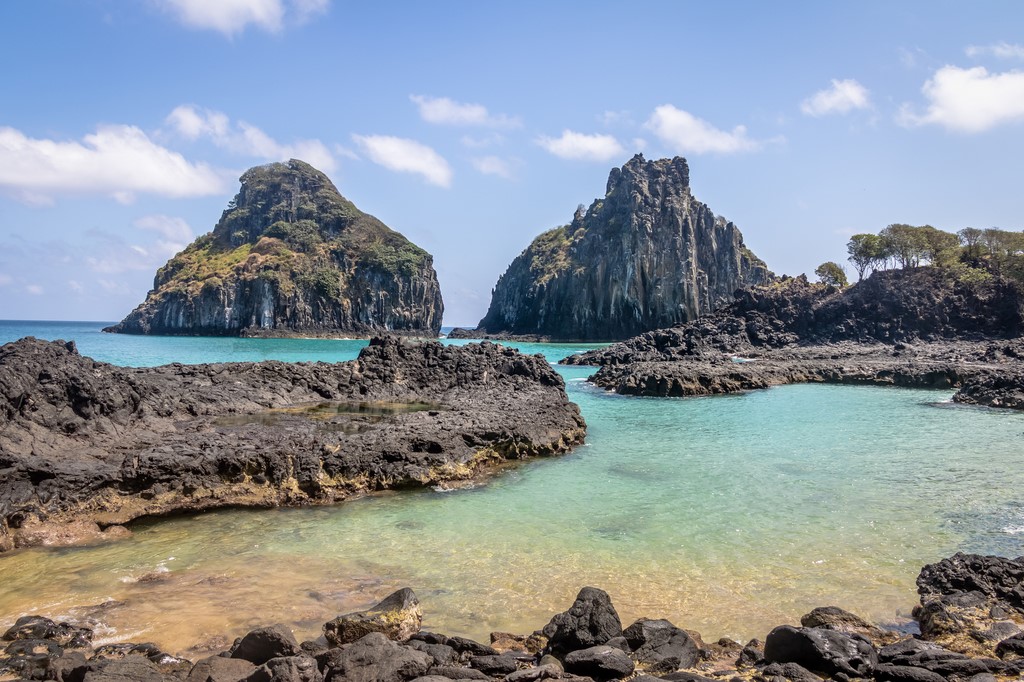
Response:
[472,154,771,342]
[105,159,443,338]
[324,588,423,646]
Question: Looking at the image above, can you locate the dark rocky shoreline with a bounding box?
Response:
[562,269,1024,409]
[3,552,1024,682]
[0,336,586,553]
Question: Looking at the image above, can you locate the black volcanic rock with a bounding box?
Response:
[0,336,585,551]
[106,159,443,337]
[473,154,771,341]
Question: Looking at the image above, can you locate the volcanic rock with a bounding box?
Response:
[471,154,771,341]
[542,587,623,658]
[105,159,443,338]
[324,588,422,646]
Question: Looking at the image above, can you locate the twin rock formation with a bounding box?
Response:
[108,155,767,342]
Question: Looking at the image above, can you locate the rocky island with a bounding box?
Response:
[0,336,585,552]
[450,155,771,342]
[4,551,1024,682]
[105,160,443,338]
[564,267,1024,409]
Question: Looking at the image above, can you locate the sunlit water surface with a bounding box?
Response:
[1,320,1023,655]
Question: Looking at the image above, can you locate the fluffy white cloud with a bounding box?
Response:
[898,65,1024,132]
[0,125,225,203]
[166,105,337,171]
[352,134,453,187]
[645,105,760,154]
[156,0,328,36]
[800,79,871,116]
[471,156,515,179]
[410,95,520,128]
[135,214,194,256]
[536,130,625,162]
[966,42,1024,60]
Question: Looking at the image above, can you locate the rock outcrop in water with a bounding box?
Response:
[105,159,443,337]
[0,336,585,552]
[457,154,771,342]
[563,268,1024,408]
[4,553,1024,681]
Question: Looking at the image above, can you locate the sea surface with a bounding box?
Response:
[1,320,1023,654]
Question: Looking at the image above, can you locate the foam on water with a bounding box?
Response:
[1,321,1023,654]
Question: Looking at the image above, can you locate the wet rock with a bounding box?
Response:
[800,606,897,646]
[322,632,431,682]
[563,645,634,679]
[324,588,423,646]
[469,654,519,676]
[2,616,93,648]
[763,625,877,677]
[542,588,623,658]
[188,654,258,682]
[246,654,323,682]
[622,618,698,673]
[230,626,302,666]
[489,633,544,655]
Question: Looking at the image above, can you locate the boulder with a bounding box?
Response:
[759,662,824,682]
[446,637,498,657]
[322,632,431,682]
[799,606,897,645]
[426,666,490,680]
[406,640,458,667]
[324,588,423,646]
[873,663,948,682]
[231,626,302,666]
[542,588,623,657]
[763,625,877,677]
[2,616,93,647]
[622,618,698,672]
[563,645,634,680]
[504,663,562,682]
[996,631,1024,658]
[82,656,168,681]
[468,654,519,676]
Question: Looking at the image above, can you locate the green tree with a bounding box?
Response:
[880,224,928,268]
[917,225,960,266]
[846,233,884,280]
[815,261,848,287]
[958,227,984,261]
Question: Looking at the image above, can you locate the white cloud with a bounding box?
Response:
[645,105,761,154]
[156,0,328,36]
[898,65,1024,132]
[135,214,194,256]
[0,125,225,203]
[166,105,336,171]
[68,280,84,294]
[0,274,12,286]
[599,110,634,126]
[352,134,453,188]
[966,42,1024,60]
[800,79,871,116]
[460,133,505,149]
[536,130,625,162]
[25,284,44,295]
[471,156,515,179]
[410,95,520,128]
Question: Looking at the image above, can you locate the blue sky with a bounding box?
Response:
[1,1,1022,325]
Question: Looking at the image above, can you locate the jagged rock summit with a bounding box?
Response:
[470,154,771,341]
[106,159,443,337]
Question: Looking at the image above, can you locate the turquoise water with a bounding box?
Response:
[1,320,1023,653]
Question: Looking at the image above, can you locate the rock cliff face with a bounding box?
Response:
[106,160,443,337]
[473,154,771,341]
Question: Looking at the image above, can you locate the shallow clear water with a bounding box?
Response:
[1,321,1023,654]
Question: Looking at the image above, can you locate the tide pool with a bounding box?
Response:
[0,321,1022,654]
